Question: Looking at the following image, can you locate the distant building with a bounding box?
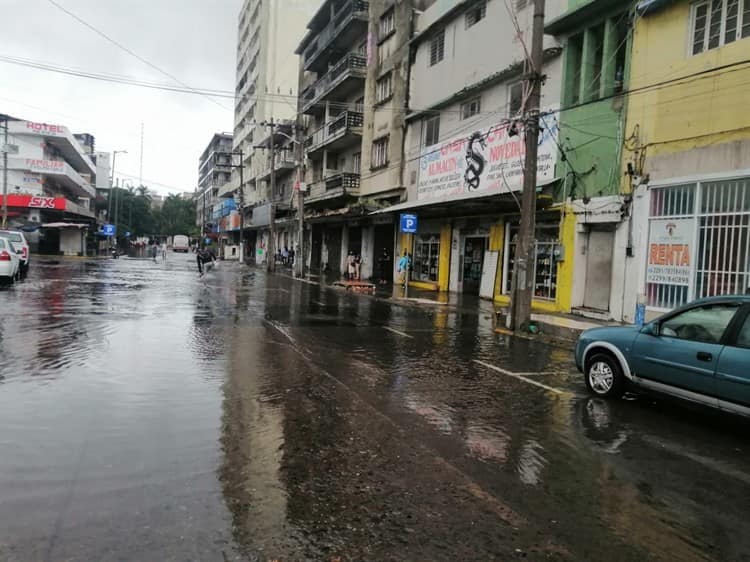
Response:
[197,133,233,236]
[1,115,99,255]
[150,194,164,209]
[224,0,319,258]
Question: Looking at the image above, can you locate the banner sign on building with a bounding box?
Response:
[646,218,695,286]
[417,114,559,201]
[0,194,66,210]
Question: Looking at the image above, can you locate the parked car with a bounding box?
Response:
[575,295,750,417]
[0,230,30,273]
[172,235,190,253]
[0,238,21,283]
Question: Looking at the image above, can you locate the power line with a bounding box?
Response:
[44,0,232,111]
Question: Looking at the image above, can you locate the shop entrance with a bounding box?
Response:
[373,223,395,282]
[462,237,486,295]
[310,226,323,272]
[325,226,343,275]
[583,227,615,311]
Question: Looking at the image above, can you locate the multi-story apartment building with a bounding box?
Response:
[197,133,233,236]
[227,0,318,260]
[372,0,567,305]
[618,0,750,323]
[1,115,98,255]
[296,0,427,277]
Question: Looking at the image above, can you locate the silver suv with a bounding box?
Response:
[0,230,30,274]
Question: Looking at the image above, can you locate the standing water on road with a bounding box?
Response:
[1,257,750,561]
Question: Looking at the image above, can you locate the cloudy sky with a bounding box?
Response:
[1,0,242,195]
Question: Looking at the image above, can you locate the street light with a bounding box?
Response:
[108,150,127,247]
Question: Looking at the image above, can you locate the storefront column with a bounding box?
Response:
[555,207,576,313]
[361,225,374,280]
[490,222,505,301]
[438,223,451,292]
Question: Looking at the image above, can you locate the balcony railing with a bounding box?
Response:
[306,171,361,204]
[302,0,369,70]
[304,110,363,153]
[301,53,366,113]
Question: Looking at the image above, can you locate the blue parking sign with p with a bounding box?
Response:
[102,224,116,236]
[400,213,417,234]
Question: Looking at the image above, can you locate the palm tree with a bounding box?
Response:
[136,185,151,200]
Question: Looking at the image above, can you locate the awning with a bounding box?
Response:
[41,222,89,229]
[635,0,675,16]
[371,177,561,216]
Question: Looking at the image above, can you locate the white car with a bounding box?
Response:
[0,238,21,282]
[0,230,30,273]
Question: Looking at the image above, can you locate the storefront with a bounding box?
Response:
[503,221,561,302]
[645,174,750,312]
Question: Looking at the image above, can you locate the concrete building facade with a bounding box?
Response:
[227,0,319,259]
[1,116,99,255]
[619,0,750,323]
[196,133,233,238]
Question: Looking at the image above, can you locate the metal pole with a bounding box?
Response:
[2,119,8,229]
[510,0,546,332]
[294,122,305,278]
[238,149,244,263]
[113,178,120,246]
[266,119,277,273]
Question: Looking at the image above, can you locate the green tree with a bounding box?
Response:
[158,194,196,236]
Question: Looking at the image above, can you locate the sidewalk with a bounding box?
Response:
[277,269,615,340]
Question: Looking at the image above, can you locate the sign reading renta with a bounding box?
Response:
[416,115,559,201]
[646,218,695,286]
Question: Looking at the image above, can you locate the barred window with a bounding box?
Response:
[465,1,487,28]
[376,72,393,104]
[430,29,445,66]
[691,0,750,55]
[380,8,395,39]
[372,137,389,169]
[424,115,440,147]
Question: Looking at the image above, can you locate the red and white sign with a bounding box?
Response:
[25,121,67,136]
[26,159,65,173]
[0,194,66,210]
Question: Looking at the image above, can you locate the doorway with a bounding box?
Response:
[373,223,395,282]
[462,237,485,295]
[325,226,343,275]
[310,225,323,272]
[583,227,615,311]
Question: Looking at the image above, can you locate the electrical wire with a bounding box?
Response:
[44,0,233,111]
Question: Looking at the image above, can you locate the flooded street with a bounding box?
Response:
[1,256,749,561]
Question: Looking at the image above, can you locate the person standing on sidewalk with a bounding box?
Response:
[397,250,411,287]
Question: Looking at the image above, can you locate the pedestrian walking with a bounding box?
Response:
[397,250,411,286]
[354,254,361,280]
[282,246,289,266]
[161,241,167,261]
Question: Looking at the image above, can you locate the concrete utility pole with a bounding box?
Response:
[2,118,8,229]
[294,121,305,278]
[266,119,277,273]
[510,0,546,332]
[237,150,245,263]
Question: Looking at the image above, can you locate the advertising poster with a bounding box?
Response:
[646,218,695,286]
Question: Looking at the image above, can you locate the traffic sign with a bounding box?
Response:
[400,213,418,233]
[102,224,116,236]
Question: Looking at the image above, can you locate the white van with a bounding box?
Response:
[172,235,190,253]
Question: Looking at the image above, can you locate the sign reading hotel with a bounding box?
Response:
[417,115,559,201]
[646,218,695,286]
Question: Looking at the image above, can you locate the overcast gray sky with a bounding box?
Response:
[1,0,242,195]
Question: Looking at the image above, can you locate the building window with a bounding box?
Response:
[379,8,395,40]
[504,223,559,300]
[516,0,529,9]
[461,97,481,120]
[372,136,389,169]
[354,97,365,113]
[353,152,361,173]
[414,234,440,282]
[646,177,750,310]
[430,29,445,66]
[691,0,750,55]
[465,1,487,28]
[376,72,393,104]
[509,82,524,116]
[424,115,440,147]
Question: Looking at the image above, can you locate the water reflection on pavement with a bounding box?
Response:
[0,256,748,561]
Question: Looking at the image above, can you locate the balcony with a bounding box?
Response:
[7,157,95,199]
[304,110,363,157]
[257,157,296,182]
[302,0,369,73]
[301,53,366,115]
[305,171,360,206]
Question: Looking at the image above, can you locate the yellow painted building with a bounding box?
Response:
[621,0,750,316]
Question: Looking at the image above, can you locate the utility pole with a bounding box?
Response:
[238,149,245,263]
[2,118,8,229]
[510,0,546,332]
[266,118,277,273]
[294,120,305,278]
[108,150,126,247]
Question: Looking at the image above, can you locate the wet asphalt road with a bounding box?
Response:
[1,256,750,561]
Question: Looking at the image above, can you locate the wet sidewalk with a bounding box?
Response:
[276,268,614,340]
